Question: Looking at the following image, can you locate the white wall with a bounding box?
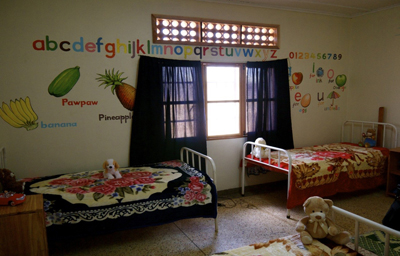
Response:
[0,0,372,191]
[347,7,400,128]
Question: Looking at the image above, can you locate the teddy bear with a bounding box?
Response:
[295,196,350,245]
[252,137,268,158]
[0,169,24,193]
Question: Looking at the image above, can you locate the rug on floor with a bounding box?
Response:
[212,234,360,256]
[355,230,400,256]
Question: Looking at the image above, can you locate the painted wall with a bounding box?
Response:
[347,7,400,126]
[0,0,365,191]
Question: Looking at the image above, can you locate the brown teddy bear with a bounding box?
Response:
[295,196,350,245]
[0,169,24,193]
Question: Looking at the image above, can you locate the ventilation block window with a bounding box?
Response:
[152,14,279,49]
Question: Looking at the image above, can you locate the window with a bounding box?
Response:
[202,63,245,139]
[162,66,197,138]
[152,14,279,49]
[130,56,207,165]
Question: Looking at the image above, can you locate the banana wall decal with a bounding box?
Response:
[0,97,39,130]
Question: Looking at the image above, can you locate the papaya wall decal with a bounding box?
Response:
[48,66,81,97]
[96,69,136,111]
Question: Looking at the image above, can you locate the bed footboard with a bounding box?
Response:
[241,141,293,218]
[180,147,217,186]
[180,147,218,232]
[241,142,292,195]
[332,206,400,256]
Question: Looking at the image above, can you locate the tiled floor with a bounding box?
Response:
[48,182,393,256]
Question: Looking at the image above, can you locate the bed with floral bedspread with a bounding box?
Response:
[243,142,389,210]
[23,159,217,240]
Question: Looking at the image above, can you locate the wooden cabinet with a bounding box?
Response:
[386,148,400,197]
[0,194,48,256]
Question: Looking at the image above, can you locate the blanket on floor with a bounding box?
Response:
[356,230,400,256]
[212,234,361,256]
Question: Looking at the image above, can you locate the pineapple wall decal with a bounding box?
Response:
[96,69,136,111]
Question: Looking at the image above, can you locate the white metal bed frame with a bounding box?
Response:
[180,147,218,232]
[332,206,400,256]
[242,120,397,218]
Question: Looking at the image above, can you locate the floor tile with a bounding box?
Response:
[48,182,393,256]
[49,223,202,256]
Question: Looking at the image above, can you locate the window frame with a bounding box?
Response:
[152,14,280,49]
[202,62,246,140]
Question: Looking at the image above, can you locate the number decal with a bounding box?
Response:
[288,52,342,60]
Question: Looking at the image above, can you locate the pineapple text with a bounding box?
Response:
[99,113,132,124]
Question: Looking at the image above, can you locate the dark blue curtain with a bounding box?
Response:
[130,56,207,165]
[246,59,294,149]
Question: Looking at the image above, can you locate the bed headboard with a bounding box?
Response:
[341,120,398,148]
[0,147,5,169]
[180,147,217,187]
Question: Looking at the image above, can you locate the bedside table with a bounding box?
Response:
[386,148,400,197]
[0,194,48,256]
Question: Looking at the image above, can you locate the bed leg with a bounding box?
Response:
[384,232,390,256]
[241,165,245,197]
[286,209,290,219]
[215,218,219,233]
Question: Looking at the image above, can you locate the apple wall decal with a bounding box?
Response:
[292,72,303,85]
[335,74,347,87]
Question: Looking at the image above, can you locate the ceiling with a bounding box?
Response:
[194,0,400,18]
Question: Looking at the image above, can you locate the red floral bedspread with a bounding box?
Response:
[23,159,217,240]
[246,143,389,209]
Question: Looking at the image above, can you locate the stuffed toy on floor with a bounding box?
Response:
[296,196,350,245]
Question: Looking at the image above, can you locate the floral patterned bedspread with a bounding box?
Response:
[247,143,388,209]
[23,160,217,233]
[251,143,387,190]
[287,143,387,190]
